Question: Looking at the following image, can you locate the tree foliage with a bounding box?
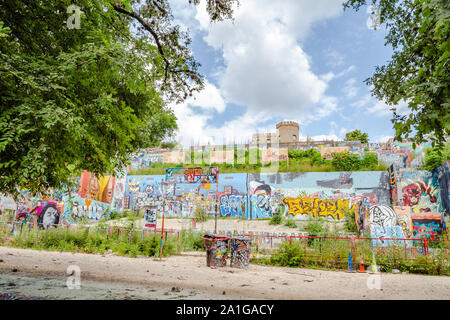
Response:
[0,0,238,197]
[422,142,450,171]
[344,129,369,143]
[343,0,450,149]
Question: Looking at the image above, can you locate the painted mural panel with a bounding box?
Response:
[78,171,116,204]
[111,174,127,212]
[218,173,248,219]
[369,205,406,246]
[435,161,450,217]
[261,147,289,162]
[411,211,443,239]
[247,171,390,220]
[124,175,165,211]
[397,170,441,214]
[393,206,413,238]
[62,196,110,224]
[320,146,349,160]
[283,197,349,220]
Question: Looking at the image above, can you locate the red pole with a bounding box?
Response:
[160,214,165,261]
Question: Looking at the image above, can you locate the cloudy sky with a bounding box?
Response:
[167,0,405,146]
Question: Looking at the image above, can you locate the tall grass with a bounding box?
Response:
[0,222,206,258]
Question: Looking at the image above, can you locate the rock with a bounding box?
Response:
[171,287,181,293]
[304,280,313,282]
[392,269,400,274]
[222,291,226,295]
[282,282,288,285]
[0,259,3,263]
[7,282,15,287]
[11,268,18,272]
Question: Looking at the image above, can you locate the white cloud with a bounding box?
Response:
[196,0,344,119]
[352,92,409,117]
[343,78,359,98]
[168,0,348,146]
[185,81,226,113]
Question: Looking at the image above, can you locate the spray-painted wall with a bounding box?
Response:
[396,169,442,215]
[247,171,390,220]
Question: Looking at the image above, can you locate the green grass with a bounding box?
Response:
[128,158,388,175]
[0,221,206,258]
[250,239,450,276]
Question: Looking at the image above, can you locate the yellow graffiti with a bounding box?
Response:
[283,197,349,220]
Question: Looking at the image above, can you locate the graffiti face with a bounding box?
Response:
[38,203,60,229]
[402,184,422,206]
[369,205,397,233]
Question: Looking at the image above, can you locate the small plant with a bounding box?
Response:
[343,207,358,233]
[284,219,297,228]
[269,213,282,225]
[193,207,208,223]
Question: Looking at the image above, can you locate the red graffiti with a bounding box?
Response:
[402,181,436,210]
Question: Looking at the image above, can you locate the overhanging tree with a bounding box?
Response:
[0,0,239,198]
[343,0,450,150]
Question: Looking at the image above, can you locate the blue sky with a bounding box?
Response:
[168,0,408,146]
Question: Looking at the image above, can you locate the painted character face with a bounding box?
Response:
[42,207,58,229]
[402,184,421,206]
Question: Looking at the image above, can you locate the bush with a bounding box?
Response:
[422,143,450,171]
[361,152,378,169]
[284,219,297,228]
[270,241,304,267]
[331,152,361,171]
[269,213,282,225]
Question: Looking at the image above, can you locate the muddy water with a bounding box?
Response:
[0,271,245,300]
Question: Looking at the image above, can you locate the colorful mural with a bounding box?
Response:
[78,171,116,204]
[397,170,441,214]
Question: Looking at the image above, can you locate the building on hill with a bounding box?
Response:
[252,121,300,145]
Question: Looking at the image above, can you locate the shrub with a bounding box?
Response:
[284,219,297,228]
[269,213,282,225]
[331,152,361,171]
[193,207,208,223]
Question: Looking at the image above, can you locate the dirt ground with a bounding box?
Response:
[102,217,334,235]
[0,246,449,300]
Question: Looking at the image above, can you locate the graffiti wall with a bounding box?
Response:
[261,147,289,162]
[78,171,116,204]
[411,211,443,239]
[435,161,450,218]
[247,171,390,220]
[320,146,349,160]
[219,174,248,219]
[397,169,442,214]
[62,196,110,224]
[124,175,165,211]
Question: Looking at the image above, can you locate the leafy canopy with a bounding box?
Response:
[343,0,450,150]
[0,0,239,198]
[344,129,369,143]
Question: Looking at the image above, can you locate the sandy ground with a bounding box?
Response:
[0,246,449,300]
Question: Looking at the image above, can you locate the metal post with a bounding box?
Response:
[215,170,218,235]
